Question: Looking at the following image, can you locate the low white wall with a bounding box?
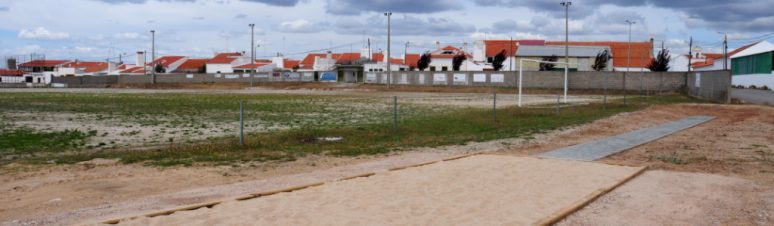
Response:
[733,73,774,88]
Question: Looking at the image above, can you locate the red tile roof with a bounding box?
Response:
[691,59,715,68]
[484,40,545,58]
[207,52,243,64]
[283,59,300,69]
[299,53,363,69]
[149,56,186,67]
[120,66,146,74]
[18,60,70,67]
[176,59,208,71]
[404,54,420,68]
[61,61,109,73]
[0,69,24,76]
[234,60,272,69]
[431,45,471,59]
[546,41,653,68]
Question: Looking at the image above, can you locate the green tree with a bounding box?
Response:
[540,55,558,71]
[417,52,432,71]
[154,64,165,73]
[452,53,467,71]
[492,50,507,71]
[592,50,610,71]
[647,49,671,72]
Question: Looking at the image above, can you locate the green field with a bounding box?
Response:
[0,91,701,166]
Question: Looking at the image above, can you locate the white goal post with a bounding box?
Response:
[518,59,579,107]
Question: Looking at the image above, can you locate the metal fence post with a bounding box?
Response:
[623,72,628,106]
[493,92,497,124]
[393,96,398,132]
[604,73,608,110]
[239,100,244,146]
[556,92,561,116]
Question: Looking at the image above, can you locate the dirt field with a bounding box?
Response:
[113,155,642,226]
[1,98,772,225]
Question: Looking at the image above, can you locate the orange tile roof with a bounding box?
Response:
[176,59,208,70]
[234,60,272,69]
[546,41,654,68]
[484,40,545,58]
[283,59,300,69]
[120,66,146,74]
[61,61,109,73]
[691,58,715,68]
[404,54,420,68]
[207,52,243,64]
[18,60,70,67]
[149,56,186,67]
[0,69,24,76]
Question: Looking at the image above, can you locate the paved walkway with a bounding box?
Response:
[732,88,774,106]
[536,116,714,161]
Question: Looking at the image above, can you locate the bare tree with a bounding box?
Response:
[647,48,671,72]
[591,50,610,71]
[417,52,432,71]
[452,53,467,71]
[539,55,558,71]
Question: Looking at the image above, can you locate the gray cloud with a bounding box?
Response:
[474,0,772,32]
[235,13,247,19]
[0,6,9,11]
[335,15,475,36]
[326,0,460,15]
[242,0,301,7]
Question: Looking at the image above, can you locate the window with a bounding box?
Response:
[487,57,494,63]
[442,51,454,54]
[430,66,436,71]
[441,66,448,71]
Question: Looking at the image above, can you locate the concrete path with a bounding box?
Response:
[732,88,774,106]
[537,116,714,161]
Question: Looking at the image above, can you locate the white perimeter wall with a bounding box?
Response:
[733,73,774,88]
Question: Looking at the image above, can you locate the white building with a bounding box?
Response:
[729,41,774,89]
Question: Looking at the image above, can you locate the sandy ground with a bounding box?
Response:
[2,102,772,225]
[114,155,643,226]
[558,170,774,225]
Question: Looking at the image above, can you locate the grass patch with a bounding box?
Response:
[0,126,94,155]
[13,94,703,166]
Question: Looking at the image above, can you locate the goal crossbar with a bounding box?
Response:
[518,59,580,107]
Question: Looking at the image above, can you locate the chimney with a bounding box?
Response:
[326,51,332,59]
[436,41,440,50]
[136,51,146,67]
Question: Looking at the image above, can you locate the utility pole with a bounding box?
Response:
[561,1,571,104]
[150,30,156,84]
[718,32,728,70]
[685,36,693,72]
[249,23,255,87]
[385,12,392,88]
[625,20,635,106]
[509,36,513,71]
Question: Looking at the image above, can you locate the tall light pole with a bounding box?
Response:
[150,30,156,84]
[385,12,392,88]
[561,1,571,104]
[249,23,255,87]
[718,32,728,71]
[625,19,635,106]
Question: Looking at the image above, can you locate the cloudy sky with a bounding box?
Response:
[0,0,772,65]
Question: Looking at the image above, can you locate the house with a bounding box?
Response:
[206,52,250,74]
[171,59,208,73]
[422,45,481,71]
[729,41,774,88]
[691,42,757,72]
[0,69,25,83]
[18,60,70,74]
[149,56,187,73]
[545,41,654,71]
[514,45,613,71]
[271,57,301,71]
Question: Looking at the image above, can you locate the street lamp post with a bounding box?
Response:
[718,32,728,70]
[150,30,156,84]
[249,23,255,87]
[560,1,571,104]
[625,19,636,106]
[385,12,392,88]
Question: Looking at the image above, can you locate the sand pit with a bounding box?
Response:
[110,155,643,226]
